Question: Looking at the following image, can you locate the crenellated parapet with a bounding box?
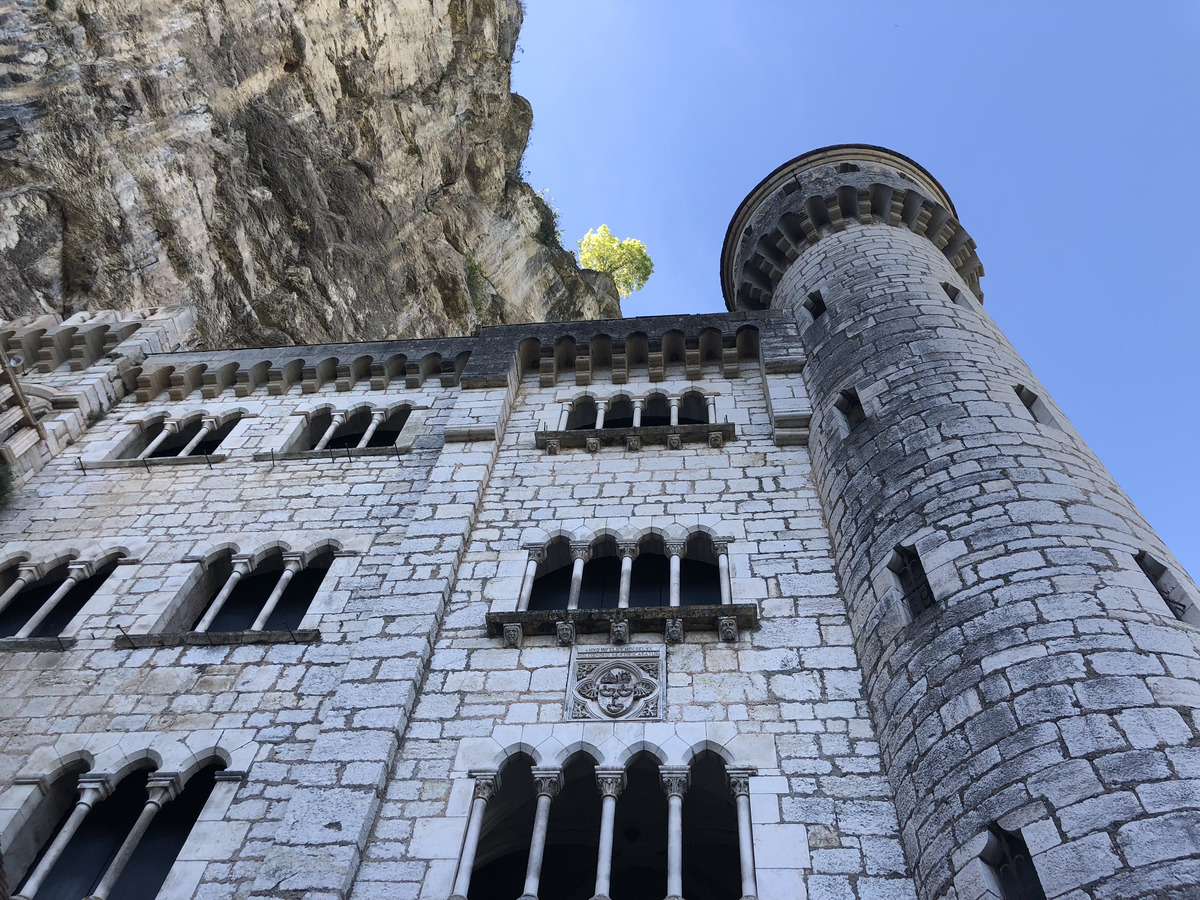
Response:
[721,144,985,312]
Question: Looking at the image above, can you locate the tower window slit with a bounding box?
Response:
[803,291,826,321]
[981,824,1047,900]
[890,545,934,618]
[834,388,866,432]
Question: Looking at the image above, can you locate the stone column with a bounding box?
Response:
[617,544,637,609]
[194,556,254,632]
[250,554,306,631]
[14,561,91,639]
[631,399,643,428]
[519,769,561,900]
[517,550,543,612]
[0,565,40,617]
[355,409,387,449]
[594,399,608,430]
[85,777,178,900]
[557,401,572,430]
[136,421,177,459]
[311,411,346,451]
[592,769,625,900]
[666,543,685,608]
[728,770,758,900]
[449,774,499,900]
[177,416,219,457]
[661,767,690,900]
[715,541,732,606]
[668,397,680,427]
[567,545,589,611]
[706,395,717,425]
[12,781,110,900]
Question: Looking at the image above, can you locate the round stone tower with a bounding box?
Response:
[722,145,1200,899]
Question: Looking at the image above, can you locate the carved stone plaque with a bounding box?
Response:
[566,644,665,722]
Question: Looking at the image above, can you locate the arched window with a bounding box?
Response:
[0,555,121,639]
[682,754,741,900]
[641,394,671,428]
[192,547,333,633]
[578,538,621,610]
[527,538,572,611]
[566,397,597,431]
[678,391,708,426]
[365,407,411,448]
[116,416,168,459]
[603,396,635,429]
[454,752,758,900]
[468,754,537,900]
[323,408,375,450]
[539,754,601,900]
[629,535,670,608]
[610,754,669,899]
[13,761,223,900]
[681,534,722,607]
[2,760,88,890]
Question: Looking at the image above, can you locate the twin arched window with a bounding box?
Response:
[187,547,334,634]
[523,533,725,612]
[7,758,222,899]
[0,554,122,640]
[563,391,710,431]
[119,413,241,460]
[456,752,753,900]
[302,406,411,452]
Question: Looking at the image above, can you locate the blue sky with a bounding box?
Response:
[512,1,1200,579]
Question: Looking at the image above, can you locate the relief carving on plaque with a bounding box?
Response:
[566,645,666,722]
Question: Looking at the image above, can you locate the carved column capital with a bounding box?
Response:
[617,543,639,560]
[595,768,626,798]
[665,542,686,558]
[660,767,690,798]
[713,540,730,556]
[531,769,562,798]
[472,773,500,801]
[570,544,591,563]
[727,768,755,797]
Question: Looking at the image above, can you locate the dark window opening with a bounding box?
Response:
[1135,551,1191,621]
[267,550,333,631]
[641,395,671,428]
[567,398,598,431]
[603,396,635,430]
[145,418,205,458]
[982,824,1046,900]
[941,282,968,307]
[1013,385,1056,427]
[0,558,119,639]
[891,545,934,618]
[836,162,860,173]
[110,763,223,900]
[609,755,668,900]
[630,536,669,609]
[22,767,153,898]
[678,392,708,426]
[578,540,621,610]
[191,417,240,456]
[302,411,333,450]
[682,754,741,900]
[469,756,536,900]
[528,538,573,612]
[192,550,331,632]
[539,756,602,900]
[680,534,721,607]
[117,419,167,459]
[803,291,827,321]
[196,558,284,631]
[835,388,866,432]
[324,408,374,450]
[5,762,87,888]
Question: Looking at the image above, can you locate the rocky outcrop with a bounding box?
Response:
[0,0,620,348]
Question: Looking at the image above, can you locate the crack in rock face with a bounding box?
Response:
[0,0,620,347]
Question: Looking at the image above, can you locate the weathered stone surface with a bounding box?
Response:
[0,0,619,348]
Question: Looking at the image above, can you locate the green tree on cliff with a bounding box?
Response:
[577,225,654,299]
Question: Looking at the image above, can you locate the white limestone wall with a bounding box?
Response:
[0,371,459,898]
[350,363,918,900]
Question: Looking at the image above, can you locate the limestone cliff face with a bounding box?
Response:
[0,0,619,347]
